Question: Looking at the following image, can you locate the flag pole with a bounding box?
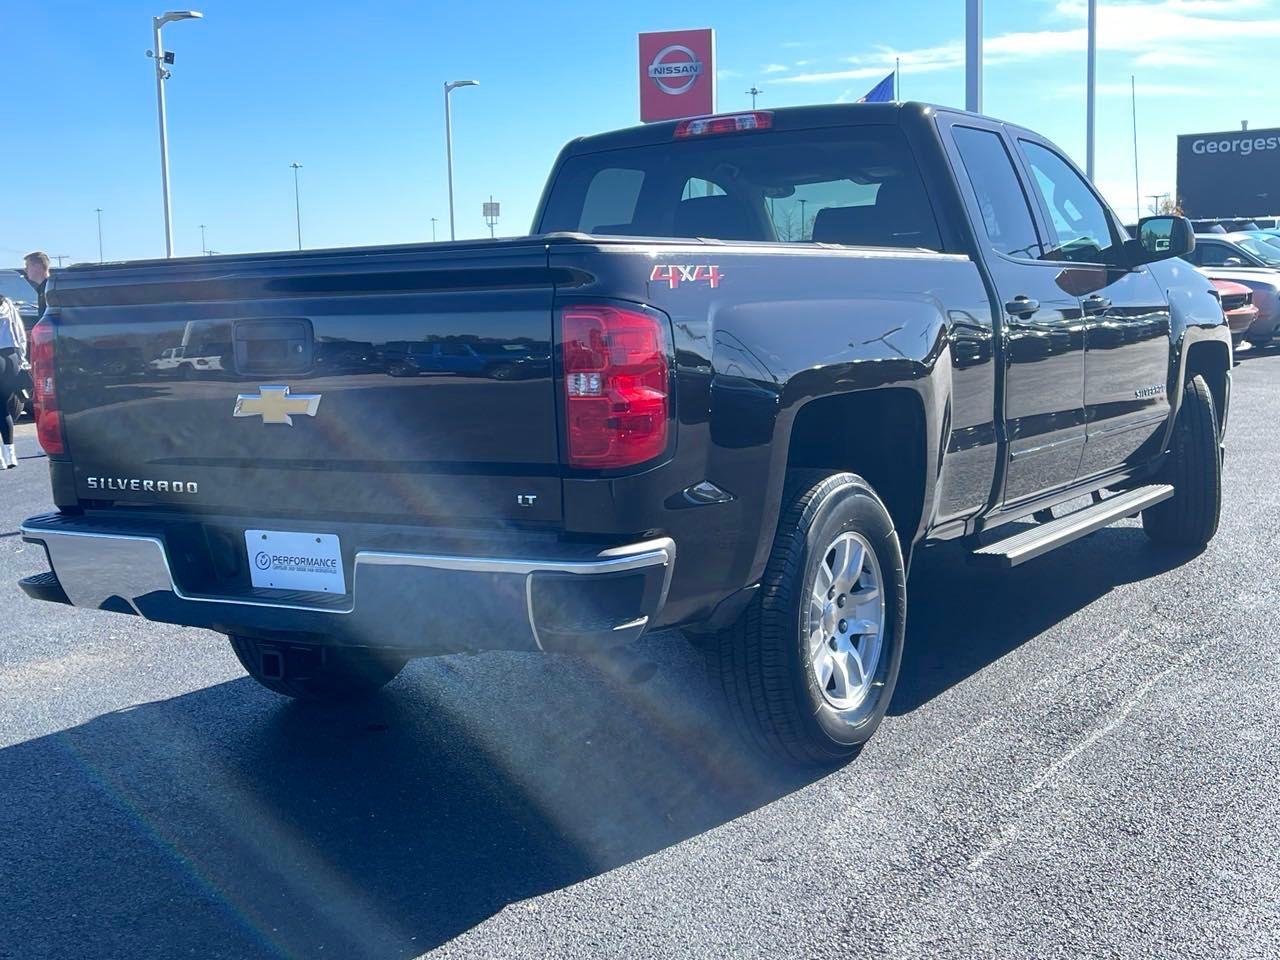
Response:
[895,57,900,100]
[1131,75,1141,223]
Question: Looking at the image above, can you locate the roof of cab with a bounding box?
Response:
[562,101,954,155]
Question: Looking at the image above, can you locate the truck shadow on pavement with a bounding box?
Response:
[0,637,815,960]
[2,526,1189,960]
[891,526,1191,715]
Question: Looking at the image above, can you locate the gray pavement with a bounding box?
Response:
[2,352,1279,959]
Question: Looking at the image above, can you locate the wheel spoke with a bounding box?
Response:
[847,647,868,688]
[849,584,880,606]
[847,618,879,637]
[816,556,834,593]
[815,650,835,691]
[809,593,826,628]
[809,624,828,659]
[830,651,853,700]
[831,537,852,587]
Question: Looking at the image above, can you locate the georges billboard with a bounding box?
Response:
[1177,127,1280,219]
[639,29,716,123]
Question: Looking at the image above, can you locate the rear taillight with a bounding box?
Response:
[674,111,773,138]
[30,319,64,455]
[562,304,670,469]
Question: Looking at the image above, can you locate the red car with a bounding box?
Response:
[1211,279,1258,349]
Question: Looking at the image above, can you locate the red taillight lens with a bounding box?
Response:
[562,304,670,469]
[30,319,64,455]
[674,111,773,138]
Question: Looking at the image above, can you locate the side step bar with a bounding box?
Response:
[972,484,1174,568]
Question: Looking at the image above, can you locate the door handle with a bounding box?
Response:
[1082,295,1112,315]
[1005,296,1040,318]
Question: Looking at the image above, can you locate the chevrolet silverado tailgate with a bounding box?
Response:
[50,240,564,525]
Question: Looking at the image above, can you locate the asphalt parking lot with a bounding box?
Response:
[2,351,1279,960]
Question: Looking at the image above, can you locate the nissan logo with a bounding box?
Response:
[647,44,703,95]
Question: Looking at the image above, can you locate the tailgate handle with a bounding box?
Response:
[234,319,313,376]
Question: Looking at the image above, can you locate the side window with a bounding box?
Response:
[951,127,1042,259]
[1196,243,1235,267]
[577,168,645,233]
[1018,141,1117,264]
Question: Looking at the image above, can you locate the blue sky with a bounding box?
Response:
[5,0,1278,264]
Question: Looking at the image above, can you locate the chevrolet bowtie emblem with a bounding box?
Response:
[234,385,322,425]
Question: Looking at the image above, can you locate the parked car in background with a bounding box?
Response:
[1188,235,1280,347]
[1210,279,1257,348]
[147,345,226,378]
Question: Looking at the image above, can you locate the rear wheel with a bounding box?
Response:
[711,471,907,767]
[1142,374,1221,550]
[229,635,408,701]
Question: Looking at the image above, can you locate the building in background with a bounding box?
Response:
[1177,126,1280,220]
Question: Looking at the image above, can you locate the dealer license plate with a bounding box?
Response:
[245,530,347,594]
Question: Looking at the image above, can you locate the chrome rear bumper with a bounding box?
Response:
[21,515,675,654]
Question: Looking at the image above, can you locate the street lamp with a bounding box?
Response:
[746,86,762,108]
[431,217,439,242]
[199,223,207,254]
[95,208,104,262]
[149,9,203,258]
[444,79,479,241]
[290,162,303,250]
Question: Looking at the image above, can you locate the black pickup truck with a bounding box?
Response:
[21,103,1230,765]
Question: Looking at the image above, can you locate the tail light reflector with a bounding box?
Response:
[562,304,670,468]
[30,319,65,455]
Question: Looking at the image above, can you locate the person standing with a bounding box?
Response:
[23,251,50,317]
[0,294,28,468]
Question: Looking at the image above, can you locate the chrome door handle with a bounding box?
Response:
[1005,296,1040,318]
[1082,295,1112,315]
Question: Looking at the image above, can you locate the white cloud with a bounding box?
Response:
[795,59,816,67]
[761,64,790,74]
[775,0,1280,84]
[834,90,857,104]
[717,69,742,80]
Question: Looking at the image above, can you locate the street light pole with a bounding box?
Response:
[444,79,479,242]
[95,208,104,263]
[1086,0,1097,181]
[431,217,438,242]
[150,10,203,258]
[199,223,207,254]
[290,162,303,250]
[746,86,761,108]
[965,0,982,113]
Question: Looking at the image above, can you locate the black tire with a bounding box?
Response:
[1142,374,1221,550]
[229,635,408,701]
[711,471,907,767]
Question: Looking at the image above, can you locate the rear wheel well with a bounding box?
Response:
[785,390,927,546]
[1183,340,1230,430]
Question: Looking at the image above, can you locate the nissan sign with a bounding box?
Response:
[1177,127,1280,219]
[639,29,716,123]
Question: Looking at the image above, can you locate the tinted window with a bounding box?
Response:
[1195,242,1251,267]
[577,168,645,234]
[951,127,1042,259]
[1019,140,1117,263]
[539,126,942,251]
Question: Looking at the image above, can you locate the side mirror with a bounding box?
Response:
[1129,215,1194,266]
[1224,257,1245,267]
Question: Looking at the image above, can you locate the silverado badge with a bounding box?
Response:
[234,385,322,425]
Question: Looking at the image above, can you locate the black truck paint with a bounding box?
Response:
[21,103,1230,761]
